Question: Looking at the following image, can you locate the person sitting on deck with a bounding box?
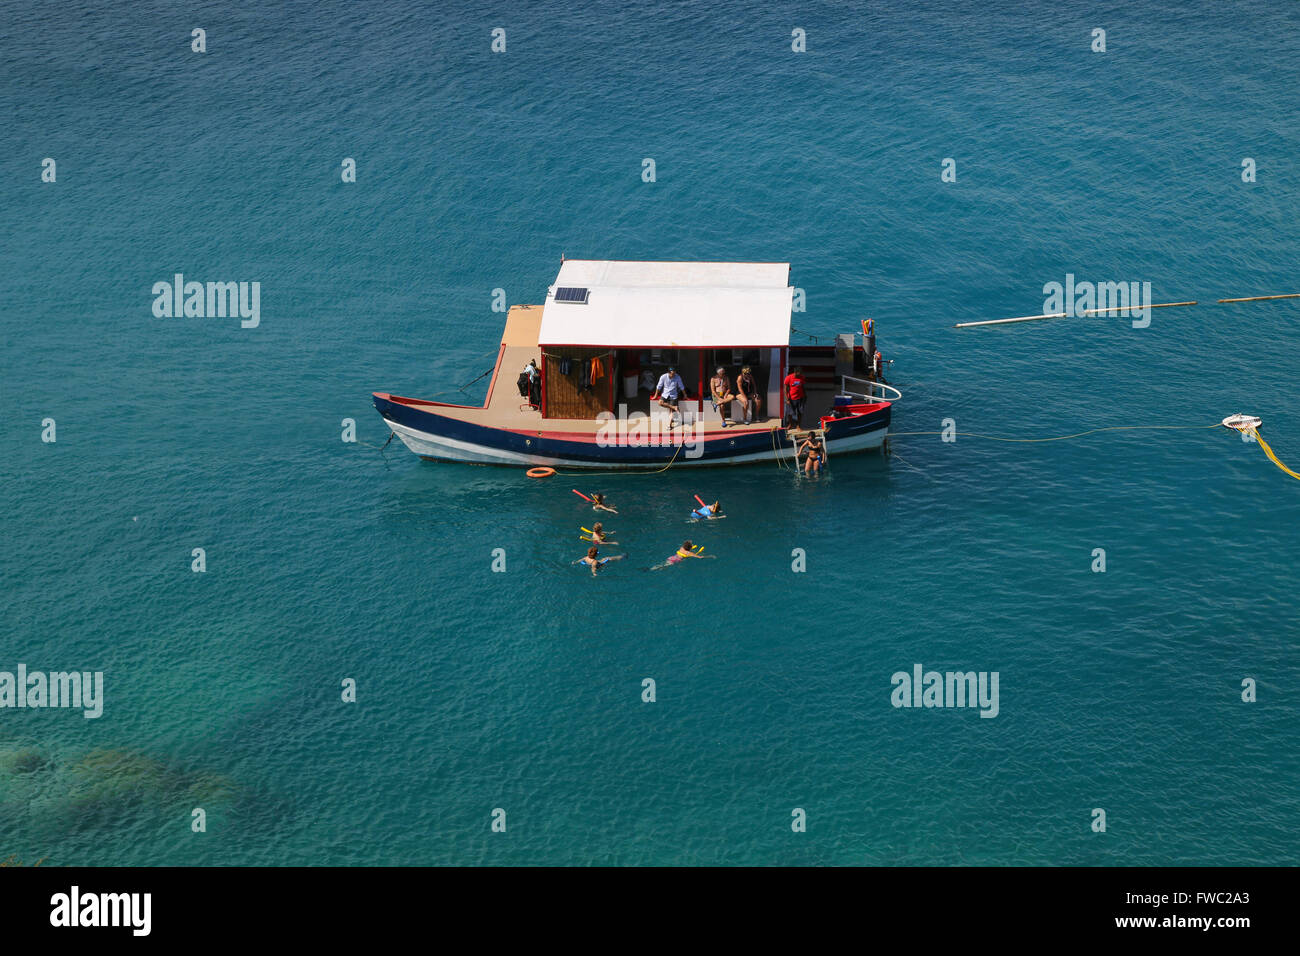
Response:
[651,540,715,570]
[735,366,761,425]
[575,545,624,576]
[690,500,723,520]
[710,367,737,426]
[652,365,687,427]
[590,493,618,514]
[798,435,825,476]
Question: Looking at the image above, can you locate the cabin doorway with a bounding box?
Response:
[613,348,705,417]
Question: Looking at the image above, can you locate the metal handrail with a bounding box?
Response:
[840,375,902,403]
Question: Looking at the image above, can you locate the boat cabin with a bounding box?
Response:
[536,259,791,425]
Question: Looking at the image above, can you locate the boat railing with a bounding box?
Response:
[840,375,901,403]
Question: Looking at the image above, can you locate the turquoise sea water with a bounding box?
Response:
[2,0,1298,865]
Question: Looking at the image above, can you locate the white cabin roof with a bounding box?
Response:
[537,260,793,348]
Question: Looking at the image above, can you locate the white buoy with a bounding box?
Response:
[1221,413,1262,431]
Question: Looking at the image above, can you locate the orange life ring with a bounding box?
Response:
[526,467,556,478]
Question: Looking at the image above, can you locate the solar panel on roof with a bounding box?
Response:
[554,287,589,304]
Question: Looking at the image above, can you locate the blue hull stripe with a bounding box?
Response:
[373,395,889,464]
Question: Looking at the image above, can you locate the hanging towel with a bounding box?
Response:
[591,355,604,380]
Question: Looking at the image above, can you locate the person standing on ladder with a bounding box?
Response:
[798,434,825,475]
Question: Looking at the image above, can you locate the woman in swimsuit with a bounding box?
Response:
[651,540,715,571]
[575,545,624,576]
[591,493,618,514]
[690,501,723,520]
[735,366,762,425]
[584,522,618,545]
[798,437,824,475]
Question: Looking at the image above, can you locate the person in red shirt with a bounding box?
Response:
[782,367,807,429]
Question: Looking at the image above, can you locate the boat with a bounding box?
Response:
[371,259,900,469]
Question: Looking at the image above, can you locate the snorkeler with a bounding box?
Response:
[689,500,723,520]
[590,493,618,514]
[575,545,625,576]
[581,522,619,545]
[651,540,716,571]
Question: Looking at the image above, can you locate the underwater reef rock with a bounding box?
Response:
[0,747,52,775]
[53,747,241,833]
[5,741,289,844]
[69,748,238,803]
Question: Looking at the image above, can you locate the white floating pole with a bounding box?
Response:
[954,311,1067,328]
[955,300,1198,329]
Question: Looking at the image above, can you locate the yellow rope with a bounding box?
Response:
[770,424,805,471]
[1247,428,1300,481]
[770,425,789,470]
[551,440,685,476]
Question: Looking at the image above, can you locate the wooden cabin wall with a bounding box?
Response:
[543,347,614,420]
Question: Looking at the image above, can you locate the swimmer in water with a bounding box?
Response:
[689,500,723,520]
[574,545,625,576]
[581,522,618,545]
[591,493,618,514]
[651,540,716,570]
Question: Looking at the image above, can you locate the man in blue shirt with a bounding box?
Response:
[652,365,687,427]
